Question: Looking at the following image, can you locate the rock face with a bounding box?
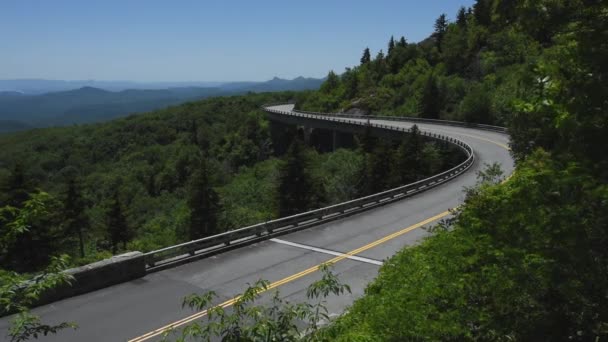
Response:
[344,107,370,116]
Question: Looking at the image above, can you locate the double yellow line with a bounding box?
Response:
[130,131,510,342]
[129,210,450,341]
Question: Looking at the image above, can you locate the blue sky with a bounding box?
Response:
[0,0,474,82]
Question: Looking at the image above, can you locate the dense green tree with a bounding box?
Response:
[0,192,65,272]
[456,6,467,28]
[360,47,371,65]
[63,176,88,258]
[398,36,407,47]
[473,0,491,26]
[387,36,395,55]
[419,73,441,119]
[320,70,339,94]
[187,159,219,240]
[393,125,423,184]
[433,13,449,50]
[278,139,319,217]
[2,163,30,208]
[357,124,376,154]
[360,142,394,195]
[459,84,493,123]
[341,68,359,99]
[107,191,131,253]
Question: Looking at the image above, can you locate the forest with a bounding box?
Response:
[2,0,607,340]
[0,91,460,273]
[312,0,608,340]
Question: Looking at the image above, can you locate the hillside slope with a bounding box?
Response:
[308,0,608,340]
[0,77,323,132]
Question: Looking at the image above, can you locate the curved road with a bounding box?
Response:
[0,104,513,341]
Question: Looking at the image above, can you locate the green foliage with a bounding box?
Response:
[419,73,441,119]
[1,215,76,341]
[106,190,131,253]
[278,139,321,217]
[0,192,67,272]
[433,13,449,50]
[458,83,493,123]
[62,176,88,258]
[323,155,608,340]
[310,149,364,205]
[218,158,282,230]
[187,159,220,240]
[359,142,395,196]
[167,264,350,342]
[360,48,371,65]
[0,93,295,267]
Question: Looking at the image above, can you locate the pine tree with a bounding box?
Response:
[419,74,441,119]
[342,68,359,99]
[360,47,371,65]
[187,158,219,240]
[373,50,387,78]
[107,191,130,253]
[394,125,423,184]
[278,139,318,217]
[3,163,30,208]
[358,124,376,154]
[473,0,492,26]
[63,177,88,258]
[360,142,394,195]
[434,13,449,50]
[398,36,407,47]
[387,36,395,56]
[320,70,340,94]
[456,6,467,28]
[190,119,198,146]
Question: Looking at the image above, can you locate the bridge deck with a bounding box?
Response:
[0,104,513,342]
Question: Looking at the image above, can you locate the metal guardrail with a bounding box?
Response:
[292,109,507,133]
[143,104,477,271]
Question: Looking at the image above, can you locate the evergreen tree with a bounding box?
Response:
[456,6,467,28]
[278,139,318,217]
[387,36,395,56]
[107,191,130,253]
[187,158,219,240]
[3,163,30,208]
[360,142,394,195]
[190,119,198,146]
[320,70,340,94]
[473,0,492,26]
[342,68,359,99]
[358,124,376,154]
[419,74,441,119]
[63,177,88,258]
[360,47,371,65]
[433,13,449,50]
[394,125,423,184]
[398,36,407,47]
[372,50,387,78]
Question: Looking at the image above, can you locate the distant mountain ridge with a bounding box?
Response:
[0,77,323,95]
[0,76,323,132]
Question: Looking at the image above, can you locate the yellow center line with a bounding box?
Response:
[129,134,512,342]
[128,210,450,342]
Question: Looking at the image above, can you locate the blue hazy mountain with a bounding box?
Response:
[0,77,323,132]
[0,79,225,95]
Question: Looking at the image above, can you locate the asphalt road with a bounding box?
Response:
[0,104,514,341]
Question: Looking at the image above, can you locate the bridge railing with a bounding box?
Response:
[292,109,507,133]
[143,104,477,271]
